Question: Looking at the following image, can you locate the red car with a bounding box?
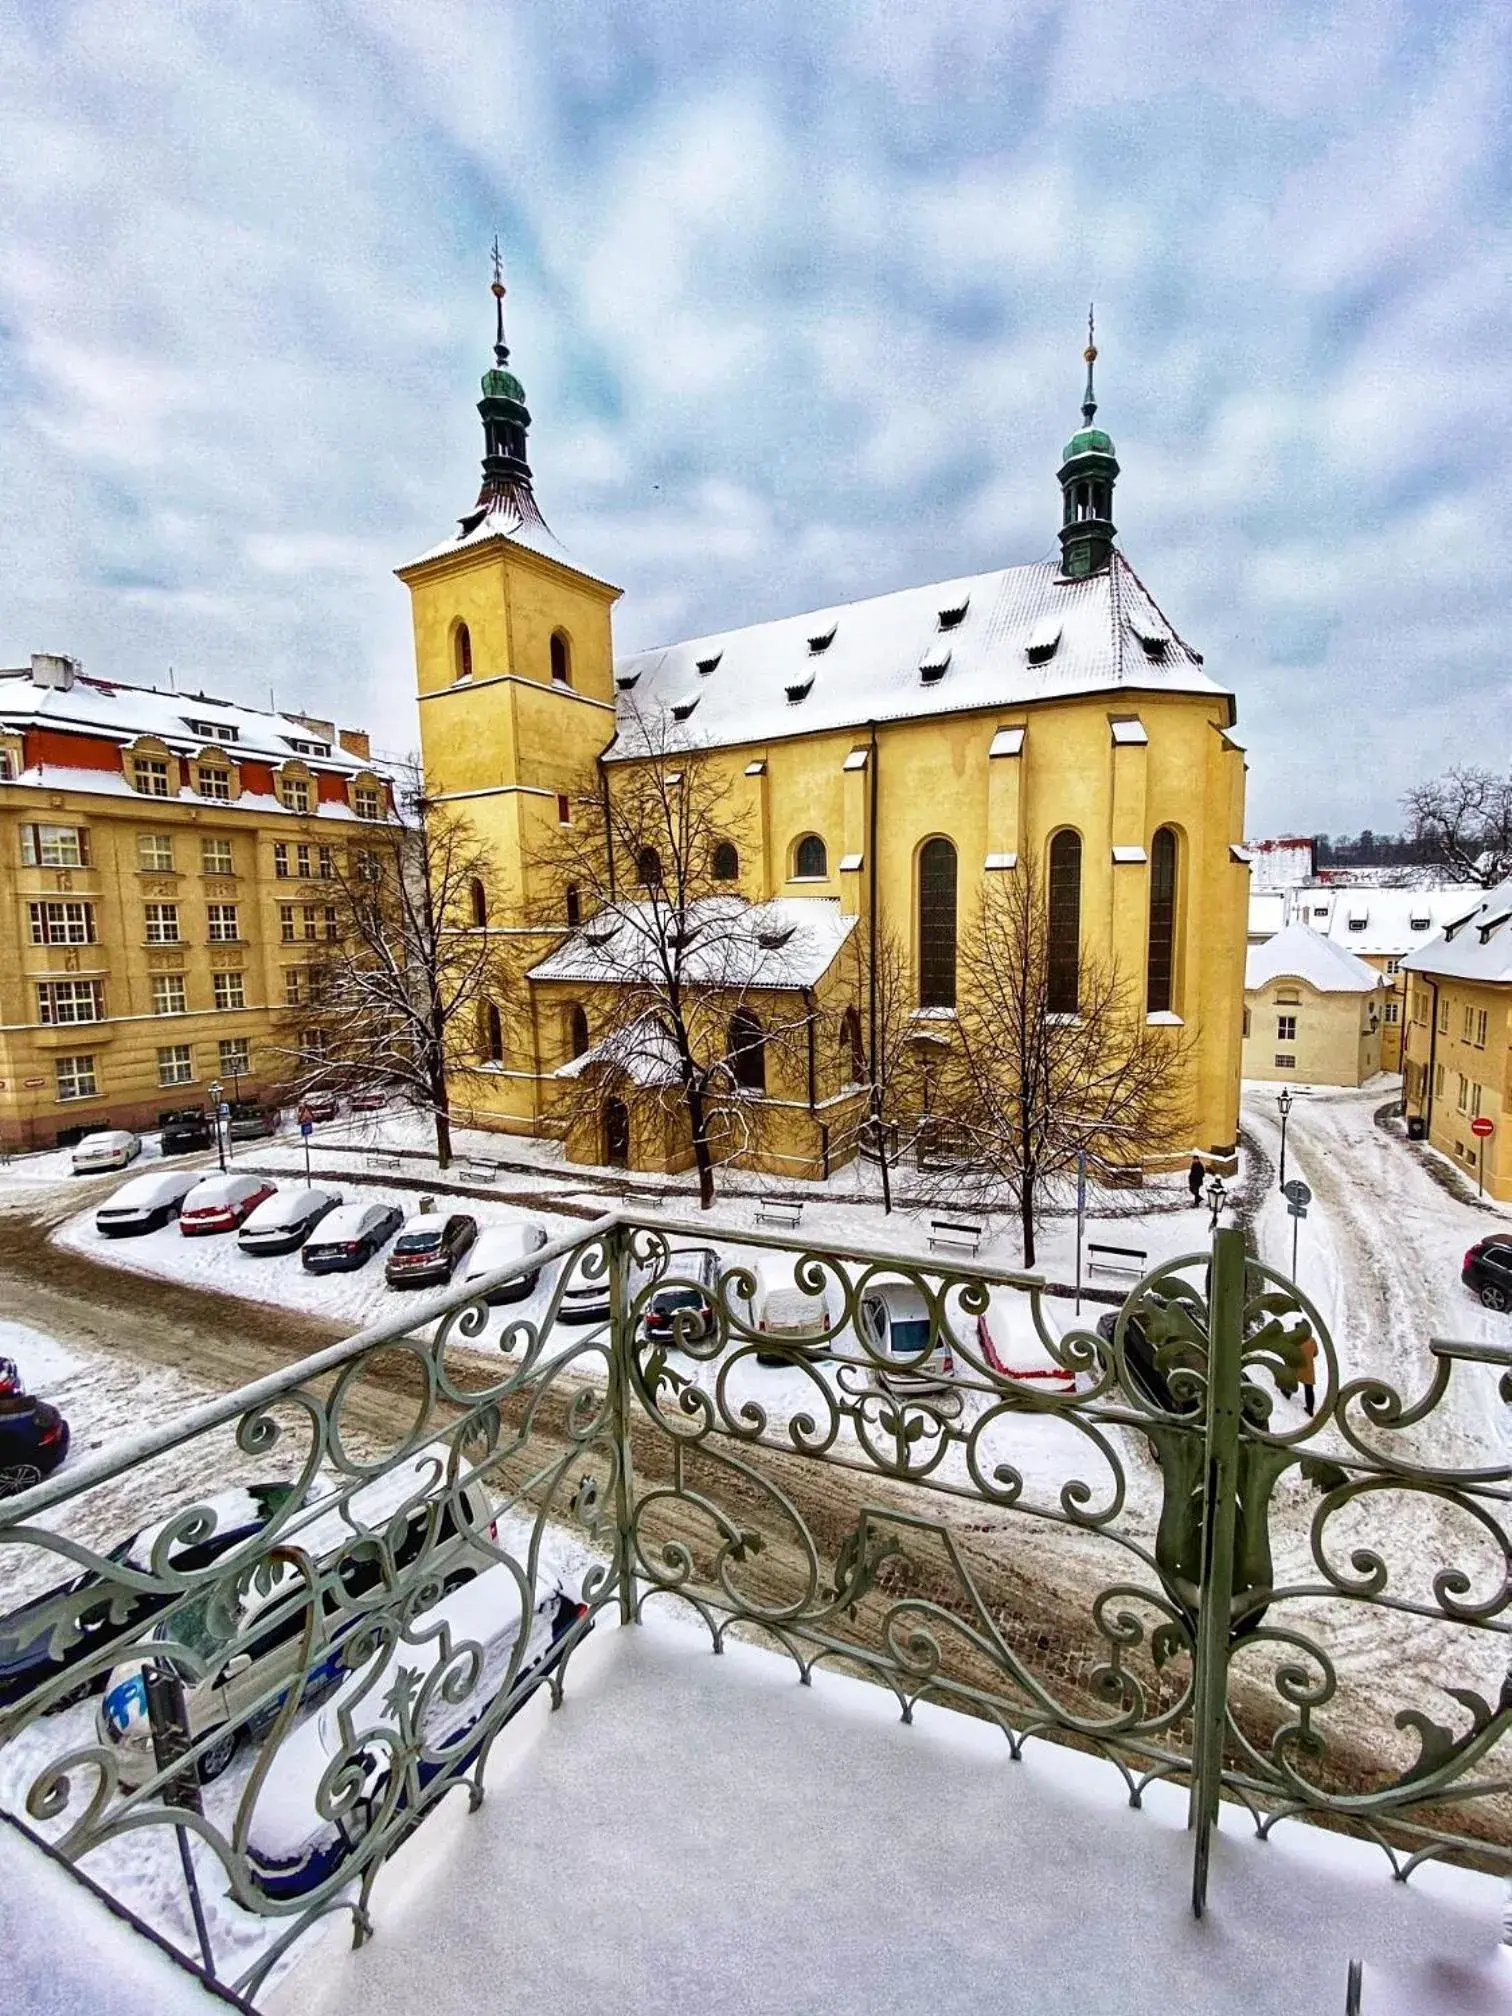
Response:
[348,1090,387,1113]
[178,1174,277,1236]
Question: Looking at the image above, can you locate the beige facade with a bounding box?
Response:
[1242,973,1385,1088]
[1402,973,1512,1197]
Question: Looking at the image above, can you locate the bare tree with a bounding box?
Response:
[928,863,1193,1267]
[531,714,812,1209]
[826,920,920,1214]
[1401,766,1512,888]
[273,763,509,1170]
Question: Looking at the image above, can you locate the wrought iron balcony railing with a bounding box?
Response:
[2,1215,1510,2005]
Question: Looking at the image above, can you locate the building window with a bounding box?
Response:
[1385,1000,1400,1024]
[213,971,246,1011]
[1047,831,1082,1015]
[793,834,827,880]
[550,631,571,685]
[1146,826,1178,1014]
[568,1004,589,1059]
[727,1007,766,1092]
[470,877,488,929]
[565,883,581,928]
[219,1038,251,1077]
[1476,1009,1489,1049]
[355,848,382,884]
[557,793,571,826]
[1438,1000,1450,1034]
[274,843,290,878]
[917,837,958,1010]
[157,1044,195,1087]
[22,824,88,868]
[454,622,473,683]
[55,1055,98,1101]
[1348,917,1366,933]
[279,904,296,943]
[1274,1054,1296,1070]
[283,775,311,814]
[283,968,305,1007]
[0,752,14,780]
[637,847,663,889]
[1277,1014,1297,1042]
[28,901,95,945]
[840,1005,865,1086]
[1457,1074,1469,1112]
[316,846,334,879]
[320,905,338,942]
[37,980,103,1025]
[201,838,234,876]
[481,1001,504,1063]
[138,834,175,873]
[712,841,739,882]
[1243,1007,1251,1037]
[1472,1081,1484,1117]
[295,843,313,878]
[207,904,240,942]
[1463,1005,1474,1040]
[354,785,380,820]
[198,765,231,802]
[1436,1062,1446,1098]
[1385,957,1401,976]
[152,975,187,1016]
[133,757,171,797]
[144,903,180,944]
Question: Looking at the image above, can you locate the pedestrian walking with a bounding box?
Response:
[1188,1155,1205,1208]
[1297,1327,1318,1417]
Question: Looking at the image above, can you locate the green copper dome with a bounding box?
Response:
[481,366,526,402]
[1062,425,1115,460]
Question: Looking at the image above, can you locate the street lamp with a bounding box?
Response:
[1276,1087,1293,1191]
[208,1078,226,1173]
[1206,1173,1227,1231]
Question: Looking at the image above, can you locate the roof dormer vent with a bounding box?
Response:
[671,695,700,723]
[807,623,837,655]
[1025,618,1061,665]
[695,653,722,676]
[937,599,968,631]
[786,676,814,706]
[919,646,951,685]
[615,669,641,692]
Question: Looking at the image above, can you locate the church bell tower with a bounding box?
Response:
[1057,310,1120,578]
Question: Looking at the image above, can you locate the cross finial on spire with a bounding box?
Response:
[1082,303,1098,426]
[490,236,508,363]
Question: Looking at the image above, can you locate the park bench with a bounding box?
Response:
[458,1158,497,1188]
[1086,1241,1148,1278]
[928,1218,984,1258]
[756,1197,804,1231]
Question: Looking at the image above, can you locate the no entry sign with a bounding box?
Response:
[1471,1116,1495,1139]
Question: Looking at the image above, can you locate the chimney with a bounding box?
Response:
[287,713,336,743]
[338,727,371,761]
[31,653,79,692]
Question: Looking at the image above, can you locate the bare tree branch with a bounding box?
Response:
[1401,766,1512,889]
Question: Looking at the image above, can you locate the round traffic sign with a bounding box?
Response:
[1282,1178,1312,1206]
[1472,1115,1495,1139]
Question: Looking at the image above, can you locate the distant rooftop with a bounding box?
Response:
[1245,919,1387,994]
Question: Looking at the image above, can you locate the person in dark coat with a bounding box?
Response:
[1188,1156,1206,1208]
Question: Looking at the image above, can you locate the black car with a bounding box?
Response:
[641,1247,720,1343]
[302,1202,406,1273]
[228,1100,280,1142]
[385,1213,479,1289]
[1463,1238,1512,1311]
[159,1107,214,1155]
[0,1394,70,1497]
[0,1480,303,1711]
[1095,1298,1181,1414]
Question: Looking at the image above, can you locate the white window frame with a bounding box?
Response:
[144,903,180,945]
[138,833,176,872]
[28,901,94,946]
[218,1037,251,1076]
[213,971,246,1011]
[157,1044,195,1087]
[37,980,103,1026]
[201,838,234,876]
[22,824,88,868]
[206,904,240,943]
[133,757,171,798]
[152,974,188,1016]
[1276,1014,1297,1042]
[198,765,231,802]
[55,1054,99,1101]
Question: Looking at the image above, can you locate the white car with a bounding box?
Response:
[755,1284,831,1365]
[71,1129,142,1176]
[461,1222,550,1306]
[857,1281,956,1394]
[94,1168,203,1238]
[238,1186,343,1257]
[245,1565,587,1900]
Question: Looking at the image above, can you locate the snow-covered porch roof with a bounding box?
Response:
[267,1614,1507,2016]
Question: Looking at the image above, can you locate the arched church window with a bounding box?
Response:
[480,1001,504,1063]
[1147,827,1179,1015]
[794,834,827,879]
[728,1008,766,1093]
[550,632,571,685]
[569,1004,589,1059]
[566,883,582,928]
[454,622,473,683]
[637,847,663,889]
[712,840,739,882]
[469,877,488,928]
[917,838,958,1009]
[1047,831,1082,1014]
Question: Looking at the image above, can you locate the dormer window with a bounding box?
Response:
[1025,618,1061,665]
[615,669,641,691]
[282,775,311,814]
[285,737,331,758]
[807,623,837,655]
[671,695,700,722]
[1410,915,1430,933]
[755,922,796,950]
[182,718,240,743]
[919,646,950,685]
[696,653,722,675]
[937,600,968,630]
[786,676,814,706]
[1132,620,1169,660]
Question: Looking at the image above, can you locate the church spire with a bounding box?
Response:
[1081,304,1098,426]
[473,240,546,528]
[1057,305,1119,578]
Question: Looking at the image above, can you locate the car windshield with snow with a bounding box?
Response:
[461,1223,550,1305]
[302,1202,404,1273]
[94,1168,204,1237]
[238,1186,342,1256]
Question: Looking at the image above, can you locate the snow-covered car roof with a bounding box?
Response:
[241,1186,340,1231]
[464,1222,547,1270]
[75,1129,137,1150]
[183,1172,272,1208]
[97,1168,202,1208]
[312,1201,395,1241]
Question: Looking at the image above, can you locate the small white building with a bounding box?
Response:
[1243,923,1390,1088]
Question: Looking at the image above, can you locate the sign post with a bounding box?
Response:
[1283,1178,1312,1281]
[1472,1114,1495,1197]
[299,1105,315,1184]
[1074,1148,1088,1314]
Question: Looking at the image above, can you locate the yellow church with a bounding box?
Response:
[399,273,1248,1184]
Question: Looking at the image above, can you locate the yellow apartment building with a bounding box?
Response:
[1242,922,1388,1088]
[401,279,1250,1182]
[1403,885,1512,1198]
[0,653,391,1150]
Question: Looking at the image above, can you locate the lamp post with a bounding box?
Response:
[1206,1173,1227,1232]
[1276,1087,1293,1191]
[208,1079,226,1173]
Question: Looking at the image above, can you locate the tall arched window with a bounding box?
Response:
[1147,826,1178,1015]
[794,834,827,879]
[712,840,739,882]
[1047,831,1082,1015]
[568,1004,589,1059]
[636,847,663,889]
[469,877,488,928]
[454,622,473,683]
[840,1006,865,1086]
[728,1008,766,1092]
[565,883,581,928]
[550,631,571,685]
[917,838,958,1009]
[481,1001,504,1063]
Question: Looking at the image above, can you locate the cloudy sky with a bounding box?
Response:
[1,0,1506,835]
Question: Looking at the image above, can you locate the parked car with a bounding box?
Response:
[227,1100,280,1142]
[557,1242,645,1325]
[641,1247,720,1344]
[460,1222,550,1306]
[94,1168,204,1238]
[246,1567,589,1899]
[179,1172,278,1236]
[0,1480,305,1711]
[0,1394,70,1496]
[158,1107,214,1155]
[71,1129,142,1176]
[302,1202,405,1274]
[1094,1299,1181,1413]
[299,1094,340,1124]
[1463,1238,1512,1311]
[755,1284,831,1366]
[857,1282,956,1394]
[348,1090,387,1113]
[385,1213,479,1290]
[98,1463,496,1789]
[239,1186,343,1257]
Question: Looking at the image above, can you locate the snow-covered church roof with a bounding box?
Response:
[529,897,856,992]
[608,551,1224,756]
[1245,922,1386,995]
[1403,883,1512,983]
